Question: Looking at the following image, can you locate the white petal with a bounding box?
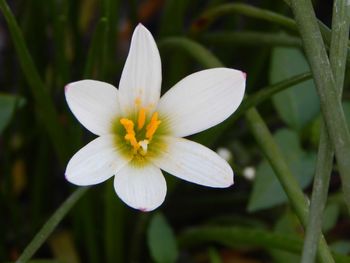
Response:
[65,80,120,135]
[114,164,166,211]
[118,24,162,115]
[157,68,246,137]
[65,135,131,186]
[152,136,233,187]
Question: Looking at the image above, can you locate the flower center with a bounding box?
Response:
[119,108,161,156]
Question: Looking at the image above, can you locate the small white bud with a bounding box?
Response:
[216,147,232,161]
[243,166,256,181]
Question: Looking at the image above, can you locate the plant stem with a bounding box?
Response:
[200,31,302,48]
[191,3,350,64]
[178,226,350,262]
[160,36,335,263]
[301,0,350,262]
[245,109,334,263]
[290,0,350,214]
[191,3,296,33]
[16,187,89,263]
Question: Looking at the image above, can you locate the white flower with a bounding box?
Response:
[64,24,246,211]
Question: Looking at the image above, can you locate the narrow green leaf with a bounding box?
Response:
[158,0,192,89]
[291,0,350,216]
[102,0,121,80]
[0,93,25,134]
[147,213,178,263]
[192,3,350,63]
[16,187,89,263]
[300,0,350,262]
[84,17,109,79]
[200,31,302,48]
[179,226,350,262]
[179,226,300,253]
[104,181,125,263]
[158,37,222,68]
[208,248,223,263]
[0,0,68,164]
[191,3,296,33]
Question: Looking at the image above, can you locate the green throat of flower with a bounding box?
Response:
[112,101,168,166]
[119,108,161,156]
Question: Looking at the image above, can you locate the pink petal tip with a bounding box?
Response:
[242,71,247,79]
[64,84,70,93]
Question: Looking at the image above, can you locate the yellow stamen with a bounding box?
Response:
[146,112,161,140]
[120,118,139,151]
[119,111,161,156]
[137,108,146,130]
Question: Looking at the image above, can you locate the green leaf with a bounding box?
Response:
[322,203,339,233]
[270,47,320,130]
[147,213,178,263]
[269,212,301,263]
[208,247,223,263]
[0,0,68,163]
[342,101,350,126]
[0,93,25,134]
[248,129,316,211]
[331,241,350,255]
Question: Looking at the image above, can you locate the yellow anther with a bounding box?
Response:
[120,118,135,135]
[120,118,139,151]
[146,112,161,140]
[120,111,161,155]
[137,108,146,130]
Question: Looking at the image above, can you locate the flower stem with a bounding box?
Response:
[178,226,350,262]
[200,31,302,48]
[191,3,350,64]
[290,0,350,214]
[301,0,350,262]
[15,187,89,263]
[191,3,296,33]
[161,36,335,263]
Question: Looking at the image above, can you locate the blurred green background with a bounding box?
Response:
[1,0,349,262]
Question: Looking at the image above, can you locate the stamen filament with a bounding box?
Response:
[138,108,146,130]
[146,112,161,140]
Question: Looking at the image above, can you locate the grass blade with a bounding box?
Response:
[16,187,89,263]
[301,0,350,262]
[290,0,350,215]
[0,0,68,163]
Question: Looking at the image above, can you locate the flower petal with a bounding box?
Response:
[114,164,166,211]
[65,135,131,186]
[65,80,120,135]
[157,68,246,137]
[152,136,233,187]
[118,24,162,115]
